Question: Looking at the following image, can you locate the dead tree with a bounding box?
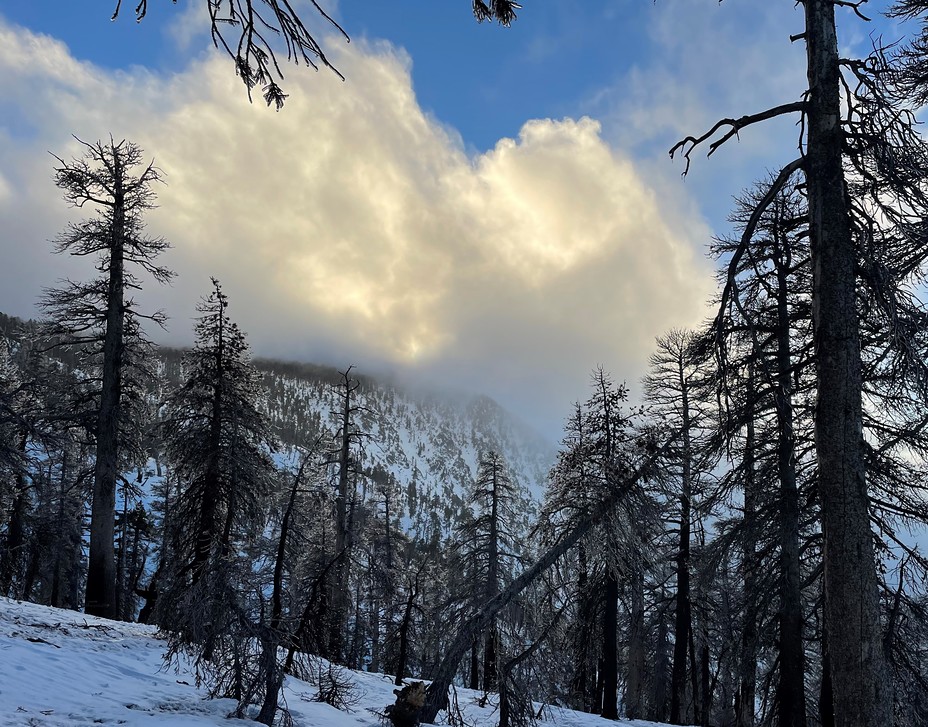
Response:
[42,138,171,618]
[669,2,905,721]
[417,428,678,724]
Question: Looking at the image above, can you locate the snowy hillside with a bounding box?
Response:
[0,598,672,727]
[161,351,557,534]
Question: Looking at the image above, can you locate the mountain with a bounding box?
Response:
[158,348,556,537]
[1,311,556,540]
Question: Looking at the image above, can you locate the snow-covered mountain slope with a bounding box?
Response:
[0,598,672,727]
[161,351,557,534]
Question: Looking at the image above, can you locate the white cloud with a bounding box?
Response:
[587,0,809,229]
[0,18,714,436]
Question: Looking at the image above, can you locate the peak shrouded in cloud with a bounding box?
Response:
[0,18,713,436]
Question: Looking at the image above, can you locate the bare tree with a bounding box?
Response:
[42,138,172,618]
[111,1,521,108]
[665,1,928,719]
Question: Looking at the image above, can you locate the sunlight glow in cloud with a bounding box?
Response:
[0,18,714,433]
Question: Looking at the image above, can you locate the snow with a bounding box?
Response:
[0,598,672,727]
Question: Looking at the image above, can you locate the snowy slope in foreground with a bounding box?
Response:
[0,598,671,727]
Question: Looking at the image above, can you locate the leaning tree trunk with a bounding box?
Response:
[418,433,677,724]
[85,162,126,619]
[804,1,892,724]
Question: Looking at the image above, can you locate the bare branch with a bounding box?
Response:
[670,102,805,176]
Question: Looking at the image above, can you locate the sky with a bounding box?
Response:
[0,0,904,439]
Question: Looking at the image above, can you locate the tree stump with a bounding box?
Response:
[385,681,426,727]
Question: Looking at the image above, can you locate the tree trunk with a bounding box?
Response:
[482,459,501,692]
[0,429,28,596]
[257,461,303,724]
[85,155,126,619]
[395,581,417,686]
[330,369,355,662]
[737,384,758,727]
[650,608,671,722]
[625,561,646,720]
[699,631,710,727]
[115,482,129,620]
[469,641,480,690]
[819,623,835,727]
[804,2,892,724]
[601,571,619,720]
[670,396,693,725]
[482,626,498,693]
[370,596,381,674]
[773,220,807,727]
[572,541,591,711]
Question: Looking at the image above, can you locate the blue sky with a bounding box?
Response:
[0,1,907,435]
[2,1,654,151]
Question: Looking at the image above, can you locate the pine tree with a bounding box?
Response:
[41,138,172,618]
[452,450,523,692]
[644,330,715,725]
[158,278,276,685]
[540,369,653,720]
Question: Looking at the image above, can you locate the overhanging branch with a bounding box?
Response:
[670,102,806,176]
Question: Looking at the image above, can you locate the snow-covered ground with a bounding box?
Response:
[0,597,669,727]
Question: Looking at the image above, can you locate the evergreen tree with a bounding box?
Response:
[643,330,715,725]
[452,450,523,692]
[158,278,276,690]
[540,369,653,720]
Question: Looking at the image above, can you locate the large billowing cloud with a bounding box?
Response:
[0,18,713,436]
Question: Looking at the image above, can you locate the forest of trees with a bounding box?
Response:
[4,1,928,726]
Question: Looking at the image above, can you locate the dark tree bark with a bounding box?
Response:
[804,1,892,723]
[395,571,421,687]
[85,157,125,618]
[419,432,677,724]
[600,571,619,720]
[625,561,646,720]
[0,429,28,596]
[571,541,593,711]
[469,641,480,690]
[670,385,693,725]
[649,605,671,722]
[736,378,758,727]
[329,366,359,661]
[772,209,807,727]
[257,458,305,725]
